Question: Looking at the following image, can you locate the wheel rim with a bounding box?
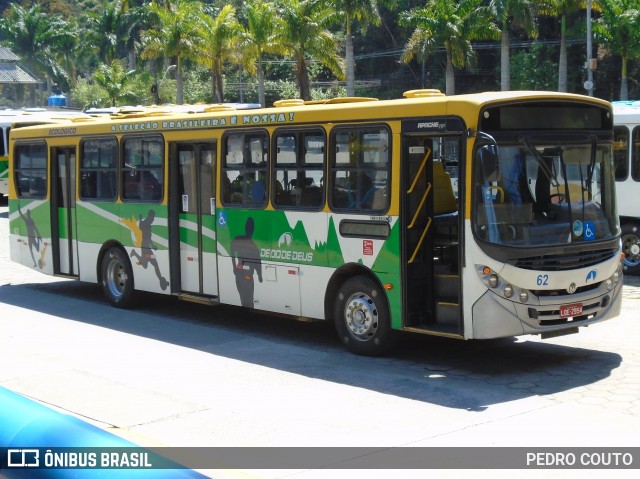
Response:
[344,292,378,341]
[106,256,128,300]
[622,233,640,267]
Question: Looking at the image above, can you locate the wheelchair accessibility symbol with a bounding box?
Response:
[584,221,595,241]
[218,211,227,227]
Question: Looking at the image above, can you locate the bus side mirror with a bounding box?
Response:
[478,144,500,182]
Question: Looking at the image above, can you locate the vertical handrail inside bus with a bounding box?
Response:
[407,148,434,264]
[407,182,432,229]
[408,217,432,264]
[407,147,431,194]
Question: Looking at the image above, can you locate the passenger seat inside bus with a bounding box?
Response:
[433,160,457,214]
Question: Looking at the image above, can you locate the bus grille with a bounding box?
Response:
[533,282,600,297]
[510,248,617,271]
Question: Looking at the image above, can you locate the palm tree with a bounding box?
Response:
[593,0,640,100]
[141,0,205,104]
[93,60,137,106]
[276,0,345,101]
[489,0,538,91]
[197,4,243,103]
[84,0,128,65]
[0,3,74,104]
[400,0,499,95]
[334,0,381,96]
[121,0,151,70]
[53,18,81,91]
[540,0,592,92]
[240,1,287,107]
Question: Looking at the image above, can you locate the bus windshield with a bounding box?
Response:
[473,135,619,247]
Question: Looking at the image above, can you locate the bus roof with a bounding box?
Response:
[8,90,612,140]
[612,100,640,123]
[1,108,89,127]
[85,103,262,116]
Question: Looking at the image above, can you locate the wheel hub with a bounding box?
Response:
[107,260,127,297]
[622,234,640,266]
[345,294,378,340]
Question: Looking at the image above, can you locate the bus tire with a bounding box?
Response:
[101,247,135,308]
[622,223,640,275]
[334,276,396,356]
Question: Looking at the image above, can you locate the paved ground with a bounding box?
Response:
[1,197,639,478]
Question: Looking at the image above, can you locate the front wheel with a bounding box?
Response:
[334,276,396,356]
[101,247,135,308]
[621,223,640,275]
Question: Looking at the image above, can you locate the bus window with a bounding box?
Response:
[273,129,325,209]
[222,132,268,207]
[14,142,47,199]
[122,136,164,202]
[633,126,640,182]
[614,126,629,180]
[0,126,6,157]
[80,138,118,200]
[330,126,389,211]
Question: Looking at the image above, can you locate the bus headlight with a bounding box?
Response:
[503,284,513,298]
[612,271,621,284]
[518,290,529,303]
[488,274,499,288]
[605,278,613,290]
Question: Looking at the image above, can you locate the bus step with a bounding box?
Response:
[403,325,463,339]
[178,293,220,306]
[436,301,460,328]
[435,274,459,301]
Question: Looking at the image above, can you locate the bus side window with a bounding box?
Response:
[14,142,47,199]
[614,126,629,180]
[330,126,389,212]
[121,136,164,203]
[273,129,325,210]
[222,132,268,207]
[0,126,6,156]
[80,138,118,201]
[632,126,640,182]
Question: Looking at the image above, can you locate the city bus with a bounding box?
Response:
[612,100,640,274]
[1,109,89,197]
[8,90,623,355]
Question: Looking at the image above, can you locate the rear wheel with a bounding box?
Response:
[334,276,396,356]
[101,247,135,308]
[621,223,640,275]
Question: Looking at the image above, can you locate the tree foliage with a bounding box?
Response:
[2,0,640,107]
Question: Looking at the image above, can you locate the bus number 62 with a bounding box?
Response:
[537,274,549,286]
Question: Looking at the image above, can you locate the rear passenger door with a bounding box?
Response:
[51,146,79,277]
[169,142,219,297]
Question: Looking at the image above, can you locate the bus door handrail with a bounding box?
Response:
[407,147,431,194]
[407,181,431,229]
[408,217,432,264]
[407,147,434,264]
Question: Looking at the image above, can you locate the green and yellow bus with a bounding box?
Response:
[8,90,623,355]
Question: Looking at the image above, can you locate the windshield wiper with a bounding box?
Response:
[520,137,560,188]
[585,136,597,190]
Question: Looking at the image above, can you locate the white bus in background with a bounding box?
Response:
[0,110,23,196]
[0,109,88,196]
[613,101,640,274]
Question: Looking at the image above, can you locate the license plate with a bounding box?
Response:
[560,303,583,318]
